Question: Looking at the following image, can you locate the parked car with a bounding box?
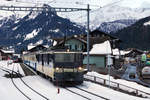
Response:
[142,66,150,79]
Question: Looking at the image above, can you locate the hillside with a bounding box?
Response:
[115,16,150,50]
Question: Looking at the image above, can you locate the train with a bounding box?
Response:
[22,50,86,85]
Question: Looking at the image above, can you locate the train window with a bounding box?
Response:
[42,54,44,65]
[55,53,74,62]
[43,54,47,65]
[36,55,40,62]
[75,53,82,62]
[47,54,53,65]
[47,54,49,65]
[75,45,77,50]
[37,54,42,65]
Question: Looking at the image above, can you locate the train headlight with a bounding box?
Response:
[78,67,83,70]
[56,67,60,71]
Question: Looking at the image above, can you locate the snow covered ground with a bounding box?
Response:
[87,71,150,95]
[0,60,149,100]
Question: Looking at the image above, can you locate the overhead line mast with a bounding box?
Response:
[0,5,91,71]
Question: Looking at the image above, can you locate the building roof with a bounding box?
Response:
[89,40,112,55]
[28,45,47,52]
[53,36,87,47]
[1,49,15,54]
[124,48,143,57]
[53,30,121,51]
[112,48,131,56]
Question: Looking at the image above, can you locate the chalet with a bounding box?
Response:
[53,30,121,51]
[83,40,112,73]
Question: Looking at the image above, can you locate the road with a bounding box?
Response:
[122,63,150,87]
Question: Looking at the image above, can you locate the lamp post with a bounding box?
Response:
[107,54,113,88]
[87,4,90,71]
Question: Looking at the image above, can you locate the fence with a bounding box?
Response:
[84,74,150,98]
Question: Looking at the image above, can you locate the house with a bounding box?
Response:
[83,41,112,73]
[83,30,121,49]
[53,30,121,51]
[0,49,15,60]
[52,36,87,51]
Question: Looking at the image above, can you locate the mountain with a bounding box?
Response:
[1,0,150,52]
[86,5,150,31]
[0,4,86,53]
[1,0,150,31]
[97,19,137,33]
[115,16,150,50]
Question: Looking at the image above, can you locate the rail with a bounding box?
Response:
[0,65,49,100]
[84,74,150,98]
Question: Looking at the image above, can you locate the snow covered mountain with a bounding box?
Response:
[1,0,150,31]
[0,4,85,53]
[97,19,137,33]
[1,0,150,52]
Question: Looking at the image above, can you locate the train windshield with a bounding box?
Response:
[54,53,82,63]
[55,53,75,62]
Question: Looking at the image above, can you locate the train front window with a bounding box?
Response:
[75,53,82,62]
[55,53,74,62]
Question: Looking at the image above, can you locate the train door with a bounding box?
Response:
[48,54,54,78]
[42,54,44,72]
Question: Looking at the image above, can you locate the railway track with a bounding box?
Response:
[65,86,109,100]
[1,64,50,100]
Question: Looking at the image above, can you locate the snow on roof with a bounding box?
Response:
[27,45,36,50]
[112,49,131,56]
[89,40,112,55]
[120,50,131,55]
[1,49,15,54]
[28,44,48,51]
[112,48,120,55]
[53,40,57,46]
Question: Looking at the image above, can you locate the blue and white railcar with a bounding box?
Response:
[22,50,85,84]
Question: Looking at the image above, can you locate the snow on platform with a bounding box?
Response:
[0,60,25,76]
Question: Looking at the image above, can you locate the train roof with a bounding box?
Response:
[23,50,83,55]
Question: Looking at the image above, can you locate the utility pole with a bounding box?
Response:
[87,4,90,71]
